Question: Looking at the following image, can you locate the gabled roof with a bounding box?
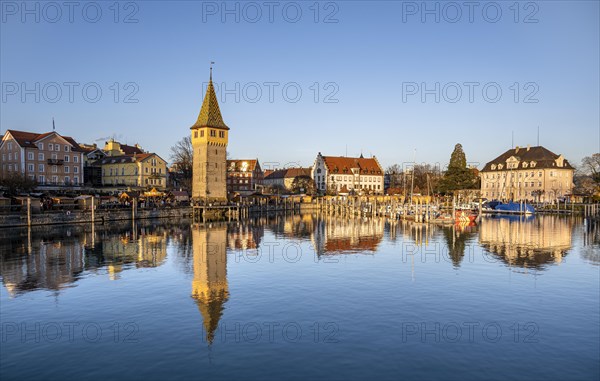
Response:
[191,75,228,130]
[322,156,383,175]
[95,155,136,165]
[264,168,311,180]
[2,129,83,151]
[118,144,144,155]
[482,146,574,171]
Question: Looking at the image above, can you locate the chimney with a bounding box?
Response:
[527,145,530,151]
[515,146,520,153]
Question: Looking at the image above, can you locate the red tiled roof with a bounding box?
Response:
[284,168,311,178]
[323,156,383,175]
[119,144,144,155]
[3,129,83,151]
[264,168,311,180]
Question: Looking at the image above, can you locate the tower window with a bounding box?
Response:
[200,130,204,137]
[219,131,224,138]
[194,131,198,138]
[210,130,216,137]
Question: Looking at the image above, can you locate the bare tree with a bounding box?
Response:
[386,164,403,188]
[0,172,37,195]
[169,136,193,191]
[581,153,600,184]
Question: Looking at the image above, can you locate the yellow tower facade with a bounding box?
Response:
[191,70,229,203]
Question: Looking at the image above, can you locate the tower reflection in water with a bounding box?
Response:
[479,215,575,269]
[191,223,229,345]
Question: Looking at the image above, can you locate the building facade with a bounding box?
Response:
[1,130,84,187]
[480,145,574,202]
[311,153,384,195]
[226,159,263,194]
[191,72,229,203]
[94,153,167,190]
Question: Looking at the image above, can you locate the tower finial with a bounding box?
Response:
[210,61,215,81]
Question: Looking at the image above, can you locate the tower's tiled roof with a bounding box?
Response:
[191,79,228,130]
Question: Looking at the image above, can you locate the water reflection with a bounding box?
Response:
[0,221,189,296]
[311,214,385,256]
[478,215,575,269]
[1,214,589,300]
[191,223,229,344]
[442,222,478,267]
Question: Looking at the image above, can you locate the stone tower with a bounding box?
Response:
[191,69,229,203]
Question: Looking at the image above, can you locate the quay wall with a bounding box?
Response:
[0,207,193,228]
[0,203,320,228]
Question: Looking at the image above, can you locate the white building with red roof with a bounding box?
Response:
[311,152,384,195]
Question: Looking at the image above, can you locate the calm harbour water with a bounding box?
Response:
[0,214,599,381]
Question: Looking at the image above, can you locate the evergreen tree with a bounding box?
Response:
[438,143,478,194]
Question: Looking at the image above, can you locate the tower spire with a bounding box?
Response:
[191,63,228,130]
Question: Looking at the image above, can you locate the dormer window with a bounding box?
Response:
[498,164,503,170]
[491,164,496,170]
[522,162,528,168]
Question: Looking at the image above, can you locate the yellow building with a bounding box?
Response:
[480,145,574,202]
[96,153,168,190]
[191,69,229,203]
[191,223,229,344]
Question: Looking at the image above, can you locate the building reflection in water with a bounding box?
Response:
[311,214,385,256]
[479,215,574,269]
[191,223,229,344]
[0,222,178,297]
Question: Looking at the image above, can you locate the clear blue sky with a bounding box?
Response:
[1,0,598,171]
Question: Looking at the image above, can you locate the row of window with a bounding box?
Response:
[27,175,79,185]
[2,152,80,162]
[102,167,164,176]
[193,130,226,138]
[4,164,79,173]
[491,161,537,170]
[484,190,563,198]
[104,179,164,186]
[331,183,381,190]
[485,181,543,188]
[485,170,571,180]
[330,175,382,182]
